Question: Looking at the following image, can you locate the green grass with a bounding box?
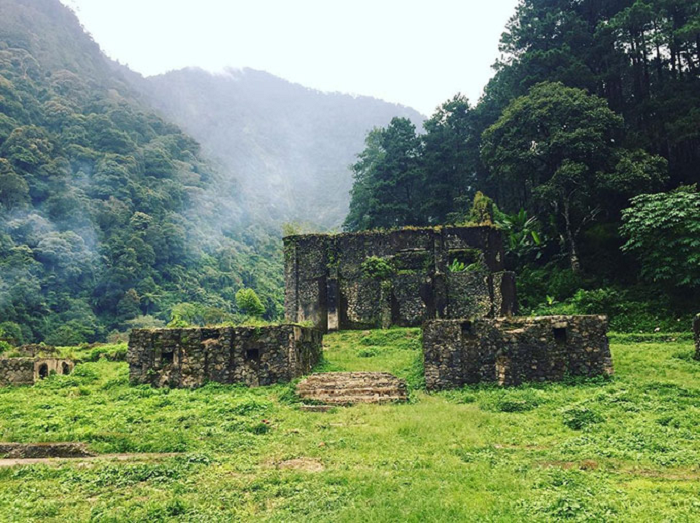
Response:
[0,330,698,522]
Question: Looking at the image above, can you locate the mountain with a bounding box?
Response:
[0,0,282,344]
[136,67,425,228]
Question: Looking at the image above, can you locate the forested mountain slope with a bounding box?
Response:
[0,0,282,344]
[137,67,424,228]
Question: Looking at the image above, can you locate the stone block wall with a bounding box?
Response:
[128,325,323,388]
[0,358,75,387]
[284,226,518,331]
[694,314,700,360]
[423,316,613,390]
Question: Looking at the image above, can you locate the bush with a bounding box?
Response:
[361,256,395,280]
[235,288,265,318]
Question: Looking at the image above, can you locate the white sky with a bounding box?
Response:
[60,0,518,115]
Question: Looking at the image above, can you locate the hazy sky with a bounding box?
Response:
[60,0,518,115]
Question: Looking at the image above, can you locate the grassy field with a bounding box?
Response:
[0,329,698,522]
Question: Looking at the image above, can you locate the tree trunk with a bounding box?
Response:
[563,200,581,273]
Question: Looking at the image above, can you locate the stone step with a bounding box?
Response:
[296,372,408,405]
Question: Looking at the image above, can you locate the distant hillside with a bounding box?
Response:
[0,0,283,343]
[137,67,425,228]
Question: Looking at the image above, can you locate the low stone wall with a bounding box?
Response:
[423,316,613,390]
[694,314,700,360]
[0,358,75,387]
[128,325,323,388]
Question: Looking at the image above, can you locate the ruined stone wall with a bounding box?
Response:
[0,358,74,387]
[423,316,613,390]
[284,226,518,331]
[694,314,700,360]
[128,325,323,388]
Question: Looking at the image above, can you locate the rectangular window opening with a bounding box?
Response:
[162,351,174,365]
[246,348,260,361]
[553,327,567,345]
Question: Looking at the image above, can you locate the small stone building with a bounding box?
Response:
[423,315,613,389]
[694,314,700,360]
[128,325,323,388]
[284,226,517,331]
[0,358,74,387]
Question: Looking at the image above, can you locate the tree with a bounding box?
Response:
[344,118,423,231]
[421,95,479,223]
[482,82,667,272]
[0,158,29,210]
[620,185,700,289]
[235,288,265,318]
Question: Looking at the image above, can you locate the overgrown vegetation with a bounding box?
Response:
[345,0,700,325]
[0,0,284,344]
[0,329,698,521]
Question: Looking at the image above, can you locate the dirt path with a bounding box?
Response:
[0,453,180,467]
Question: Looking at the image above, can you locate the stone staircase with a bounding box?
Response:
[296,372,408,405]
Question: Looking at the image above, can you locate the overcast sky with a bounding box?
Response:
[60,0,518,115]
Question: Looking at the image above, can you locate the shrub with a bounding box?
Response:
[235,288,265,318]
[361,256,395,280]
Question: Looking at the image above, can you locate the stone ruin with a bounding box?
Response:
[423,315,613,390]
[0,357,75,387]
[128,324,322,388]
[694,314,700,360]
[284,226,517,332]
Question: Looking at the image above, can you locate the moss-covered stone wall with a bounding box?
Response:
[423,315,613,389]
[284,226,517,331]
[128,325,323,388]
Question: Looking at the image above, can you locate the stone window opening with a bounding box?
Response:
[246,348,260,361]
[553,327,567,345]
[461,321,475,339]
[38,363,49,380]
[162,351,174,365]
[62,362,71,375]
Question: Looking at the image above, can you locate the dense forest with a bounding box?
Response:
[345,0,700,330]
[0,0,284,344]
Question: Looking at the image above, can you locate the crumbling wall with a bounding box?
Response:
[0,358,75,387]
[128,325,323,388]
[284,226,518,331]
[423,315,613,390]
[694,314,700,361]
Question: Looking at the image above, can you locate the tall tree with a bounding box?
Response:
[481,82,666,272]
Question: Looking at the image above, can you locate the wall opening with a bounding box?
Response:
[162,351,174,365]
[38,363,49,379]
[461,321,475,339]
[246,348,260,361]
[62,362,71,375]
[553,327,567,345]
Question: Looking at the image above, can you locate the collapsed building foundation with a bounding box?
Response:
[423,315,613,390]
[128,325,323,388]
[0,358,74,387]
[284,226,517,331]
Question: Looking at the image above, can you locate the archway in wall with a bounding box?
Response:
[38,363,49,379]
[62,362,71,375]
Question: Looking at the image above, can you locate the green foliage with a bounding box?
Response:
[482,81,667,272]
[0,6,284,343]
[448,259,467,273]
[467,191,498,225]
[235,288,265,318]
[360,256,396,280]
[620,185,700,289]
